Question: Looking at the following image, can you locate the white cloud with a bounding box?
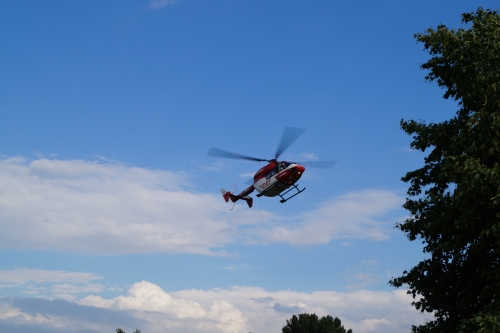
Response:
[149,0,177,10]
[203,161,227,171]
[245,190,401,245]
[298,152,319,160]
[0,297,145,333]
[80,281,245,333]
[0,268,104,300]
[347,318,394,332]
[0,157,403,255]
[76,281,428,333]
[0,279,432,333]
[345,271,381,291]
[21,286,47,295]
[0,268,101,285]
[0,302,65,327]
[281,152,319,161]
[0,157,235,255]
[222,264,249,271]
[238,172,255,178]
[51,283,105,295]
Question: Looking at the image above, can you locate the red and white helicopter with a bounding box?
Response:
[207,127,336,209]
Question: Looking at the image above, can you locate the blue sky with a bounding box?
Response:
[0,1,497,332]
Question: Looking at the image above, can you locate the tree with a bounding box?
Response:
[282,313,353,333]
[389,7,500,333]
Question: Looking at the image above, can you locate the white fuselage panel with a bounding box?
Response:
[254,164,299,197]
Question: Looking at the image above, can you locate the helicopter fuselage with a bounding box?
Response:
[210,127,334,208]
[253,161,305,197]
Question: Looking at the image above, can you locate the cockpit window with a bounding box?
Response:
[266,162,297,179]
[279,161,292,171]
[265,165,279,179]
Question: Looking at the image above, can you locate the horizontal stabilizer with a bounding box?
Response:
[241,196,253,208]
[220,188,254,208]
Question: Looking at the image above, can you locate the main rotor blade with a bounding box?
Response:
[296,160,337,169]
[230,184,239,194]
[275,127,306,159]
[207,148,268,162]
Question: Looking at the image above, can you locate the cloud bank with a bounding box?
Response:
[149,0,177,10]
[0,280,431,333]
[0,268,104,301]
[0,157,403,255]
[0,268,100,285]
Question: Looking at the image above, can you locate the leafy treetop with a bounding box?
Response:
[282,313,352,333]
[389,7,500,333]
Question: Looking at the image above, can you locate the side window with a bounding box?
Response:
[279,162,290,171]
[265,166,279,179]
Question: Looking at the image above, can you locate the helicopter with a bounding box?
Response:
[207,127,336,209]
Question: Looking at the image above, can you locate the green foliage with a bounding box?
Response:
[476,313,500,333]
[457,311,500,333]
[389,7,500,333]
[282,313,352,333]
[116,330,125,333]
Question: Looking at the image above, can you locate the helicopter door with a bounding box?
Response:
[254,165,279,193]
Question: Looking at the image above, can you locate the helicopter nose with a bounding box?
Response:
[295,165,305,175]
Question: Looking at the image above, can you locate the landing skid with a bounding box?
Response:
[279,184,305,203]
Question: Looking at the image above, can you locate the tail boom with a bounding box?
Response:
[220,186,254,208]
